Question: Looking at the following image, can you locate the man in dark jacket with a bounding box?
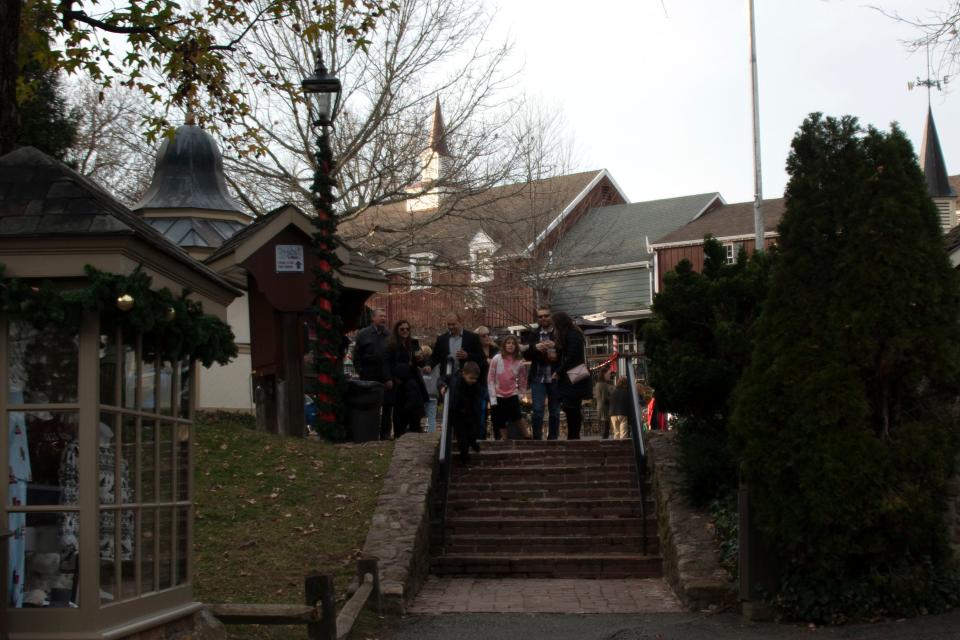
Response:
[428,312,483,375]
[352,308,394,439]
[522,306,560,440]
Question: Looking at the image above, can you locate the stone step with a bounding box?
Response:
[448,486,644,501]
[447,507,652,520]
[456,465,639,478]
[470,448,636,460]
[448,496,652,512]
[430,553,663,579]
[472,442,639,453]
[448,479,641,492]
[446,516,654,536]
[445,533,660,555]
[467,458,636,470]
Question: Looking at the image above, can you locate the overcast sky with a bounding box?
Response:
[489,0,957,205]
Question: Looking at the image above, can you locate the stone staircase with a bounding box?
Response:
[431,439,661,579]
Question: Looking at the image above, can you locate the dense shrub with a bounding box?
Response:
[731,113,960,621]
[645,238,773,504]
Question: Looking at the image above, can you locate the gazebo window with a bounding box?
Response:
[97,328,192,605]
[6,320,81,608]
[1,315,195,627]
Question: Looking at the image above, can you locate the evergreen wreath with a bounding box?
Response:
[0,263,237,367]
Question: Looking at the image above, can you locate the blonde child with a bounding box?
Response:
[609,376,631,439]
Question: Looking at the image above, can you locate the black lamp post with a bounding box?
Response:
[302,51,344,437]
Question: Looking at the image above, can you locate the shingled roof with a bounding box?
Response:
[0,146,237,290]
[341,169,619,267]
[551,193,722,269]
[652,197,786,247]
[205,203,385,285]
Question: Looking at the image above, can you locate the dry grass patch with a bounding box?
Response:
[193,414,393,639]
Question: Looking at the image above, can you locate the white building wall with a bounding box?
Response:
[198,293,254,412]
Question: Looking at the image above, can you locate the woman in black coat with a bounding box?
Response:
[551,311,591,440]
[387,320,428,438]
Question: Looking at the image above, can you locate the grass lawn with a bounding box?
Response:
[193,413,394,639]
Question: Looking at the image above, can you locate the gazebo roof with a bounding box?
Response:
[0,146,239,297]
[133,122,248,215]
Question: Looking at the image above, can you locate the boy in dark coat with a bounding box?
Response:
[443,361,483,464]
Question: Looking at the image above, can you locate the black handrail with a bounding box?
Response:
[625,355,649,555]
[435,356,455,549]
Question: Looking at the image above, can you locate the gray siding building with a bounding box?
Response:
[548,193,722,348]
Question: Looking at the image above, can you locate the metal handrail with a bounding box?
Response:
[436,356,455,548]
[625,355,649,555]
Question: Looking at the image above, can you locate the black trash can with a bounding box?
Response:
[345,379,385,443]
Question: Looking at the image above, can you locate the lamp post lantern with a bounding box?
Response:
[302,51,345,437]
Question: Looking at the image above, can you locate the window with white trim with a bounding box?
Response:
[408,253,434,290]
[724,242,736,265]
[470,249,493,283]
[586,335,609,356]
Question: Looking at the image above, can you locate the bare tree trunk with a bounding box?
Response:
[0,0,22,155]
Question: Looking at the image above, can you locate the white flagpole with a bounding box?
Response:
[748,0,765,253]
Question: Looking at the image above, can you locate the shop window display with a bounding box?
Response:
[7,321,81,608]
[4,321,193,609]
[98,329,192,602]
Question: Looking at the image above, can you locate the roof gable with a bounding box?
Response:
[205,203,385,289]
[651,197,786,247]
[551,192,722,269]
[342,169,624,266]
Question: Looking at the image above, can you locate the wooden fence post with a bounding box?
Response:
[305,574,337,640]
[358,557,381,614]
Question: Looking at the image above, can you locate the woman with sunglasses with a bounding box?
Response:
[387,320,428,438]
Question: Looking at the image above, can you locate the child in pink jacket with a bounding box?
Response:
[487,335,528,440]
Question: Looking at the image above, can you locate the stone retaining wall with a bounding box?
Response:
[360,432,440,615]
[646,431,736,611]
[946,472,960,558]
[121,609,225,640]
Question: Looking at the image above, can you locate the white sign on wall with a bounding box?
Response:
[275,244,305,273]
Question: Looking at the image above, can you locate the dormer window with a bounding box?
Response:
[468,231,497,284]
[471,249,493,283]
[409,253,435,290]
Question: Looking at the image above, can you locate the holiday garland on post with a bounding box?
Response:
[309,123,346,441]
[0,263,237,367]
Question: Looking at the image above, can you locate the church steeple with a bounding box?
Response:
[920,105,955,198]
[406,97,454,212]
[920,106,958,231]
[428,97,452,157]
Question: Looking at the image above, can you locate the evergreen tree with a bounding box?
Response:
[644,237,772,503]
[17,63,76,160]
[731,113,960,620]
[15,10,76,160]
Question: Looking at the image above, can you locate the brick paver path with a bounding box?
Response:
[409,577,684,614]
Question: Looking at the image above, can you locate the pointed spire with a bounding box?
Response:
[428,97,452,157]
[920,105,955,197]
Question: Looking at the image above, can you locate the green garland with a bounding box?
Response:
[0,263,237,367]
[310,126,346,441]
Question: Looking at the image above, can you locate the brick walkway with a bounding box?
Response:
[409,577,684,614]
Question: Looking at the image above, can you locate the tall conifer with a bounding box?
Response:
[732,113,960,619]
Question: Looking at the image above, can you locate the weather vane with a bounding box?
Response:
[908,44,949,104]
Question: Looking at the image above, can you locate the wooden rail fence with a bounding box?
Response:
[209,558,380,640]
